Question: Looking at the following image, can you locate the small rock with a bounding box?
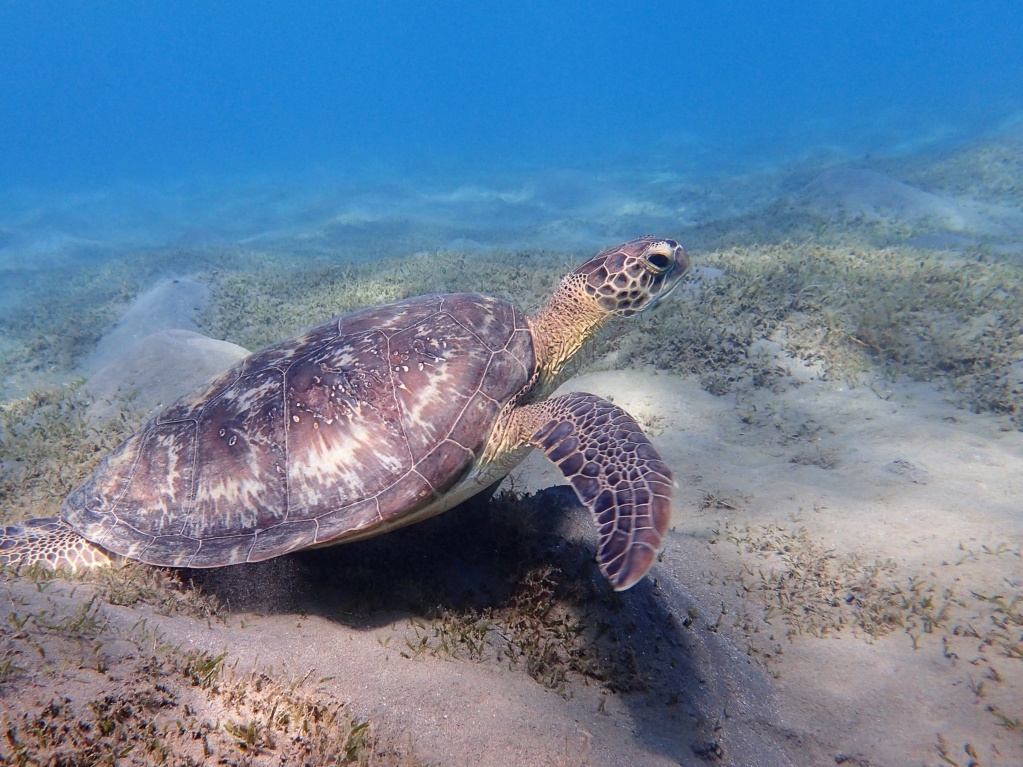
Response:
[884,458,931,485]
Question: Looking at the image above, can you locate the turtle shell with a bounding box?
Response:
[62,293,535,567]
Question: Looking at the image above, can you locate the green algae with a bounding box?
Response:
[193,238,1023,429]
[0,580,422,767]
[0,383,142,526]
[619,242,1023,427]
[196,247,575,351]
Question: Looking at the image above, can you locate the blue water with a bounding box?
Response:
[1,1,1022,245]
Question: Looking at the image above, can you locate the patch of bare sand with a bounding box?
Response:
[82,277,211,376]
[511,366,1021,766]
[85,329,249,422]
[800,167,1023,251]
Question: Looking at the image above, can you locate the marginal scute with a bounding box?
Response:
[139,533,201,566]
[314,498,379,544]
[374,471,438,524]
[418,440,475,495]
[189,534,256,568]
[249,520,318,561]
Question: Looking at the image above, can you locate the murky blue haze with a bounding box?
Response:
[1,0,1021,249]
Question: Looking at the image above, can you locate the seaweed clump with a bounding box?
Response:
[0,581,421,766]
[0,383,141,526]
[618,242,1023,427]
[719,521,959,642]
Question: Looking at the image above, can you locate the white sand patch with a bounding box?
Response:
[85,329,249,422]
[82,278,211,375]
[803,167,1023,241]
[510,367,1022,766]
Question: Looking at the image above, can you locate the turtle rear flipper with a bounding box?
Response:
[520,392,673,591]
[0,517,115,572]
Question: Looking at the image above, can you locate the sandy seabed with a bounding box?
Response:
[2,128,1023,766]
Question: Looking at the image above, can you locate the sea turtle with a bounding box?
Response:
[0,236,688,590]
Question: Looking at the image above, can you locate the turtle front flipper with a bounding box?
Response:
[516,392,673,591]
[0,518,116,572]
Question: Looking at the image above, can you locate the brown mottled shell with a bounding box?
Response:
[62,294,535,567]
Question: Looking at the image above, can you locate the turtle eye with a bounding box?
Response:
[646,251,671,273]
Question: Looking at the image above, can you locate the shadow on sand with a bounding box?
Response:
[184,486,788,764]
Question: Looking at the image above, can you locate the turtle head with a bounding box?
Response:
[530,236,690,392]
[573,236,690,317]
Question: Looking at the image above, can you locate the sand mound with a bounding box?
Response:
[83,278,211,375]
[803,167,1023,244]
[85,328,249,422]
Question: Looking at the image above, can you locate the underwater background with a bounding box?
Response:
[2,1,1022,251]
[3,3,1023,767]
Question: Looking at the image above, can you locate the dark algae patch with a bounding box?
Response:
[620,242,1023,427]
[0,384,142,525]
[0,586,422,766]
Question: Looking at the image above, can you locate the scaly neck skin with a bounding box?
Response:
[527,275,610,397]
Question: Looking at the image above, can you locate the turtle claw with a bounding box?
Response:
[523,392,673,590]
